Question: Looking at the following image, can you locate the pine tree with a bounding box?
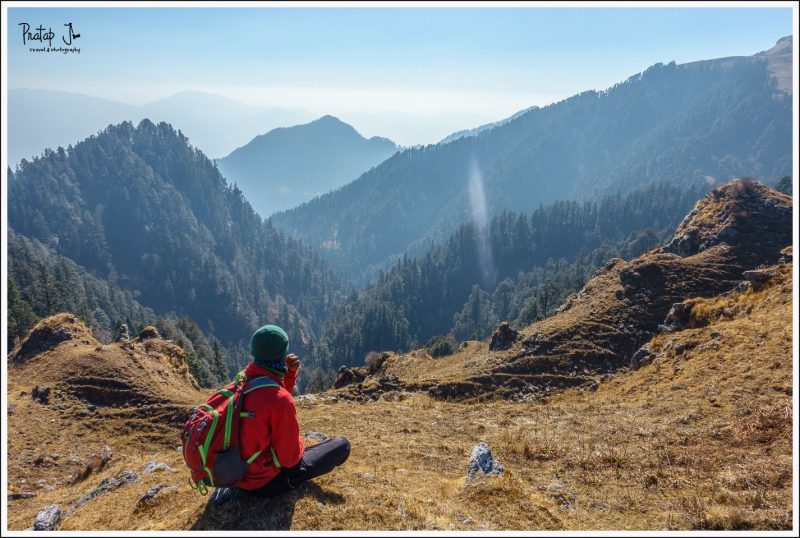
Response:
[7,275,38,348]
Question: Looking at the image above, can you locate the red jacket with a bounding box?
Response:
[237,362,305,490]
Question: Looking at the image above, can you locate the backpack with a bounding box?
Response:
[181,370,282,495]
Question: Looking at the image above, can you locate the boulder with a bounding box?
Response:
[466,442,504,483]
[33,504,61,531]
[742,269,773,291]
[661,302,692,332]
[489,322,520,351]
[629,343,656,370]
[31,386,51,404]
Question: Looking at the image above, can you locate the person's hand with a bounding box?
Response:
[286,353,301,372]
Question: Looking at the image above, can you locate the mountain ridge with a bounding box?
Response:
[8,119,349,374]
[216,115,397,217]
[8,89,314,164]
[271,36,793,284]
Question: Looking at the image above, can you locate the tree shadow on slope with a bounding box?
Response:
[190,481,344,530]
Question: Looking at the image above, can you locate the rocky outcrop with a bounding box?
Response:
[444,180,792,400]
[9,314,96,363]
[33,504,62,531]
[663,179,791,265]
[489,322,520,351]
[629,343,657,370]
[743,269,774,291]
[333,366,368,388]
[137,326,161,340]
[660,302,693,332]
[74,469,139,508]
[115,324,130,343]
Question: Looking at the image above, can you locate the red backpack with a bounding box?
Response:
[181,370,282,495]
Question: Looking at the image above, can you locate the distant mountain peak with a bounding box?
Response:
[758,35,792,56]
[314,114,345,124]
[216,116,397,217]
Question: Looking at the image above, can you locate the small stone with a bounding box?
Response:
[303,431,329,443]
[135,484,178,509]
[363,472,375,479]
[466,442,504,483]
[9,492,37,500]
[142,461,174,474]
[136,484,165,508]
[546,481,577,511]
[33,504,61,530]
[31,386,51,404]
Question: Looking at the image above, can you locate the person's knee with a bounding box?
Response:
[335,436,351,464]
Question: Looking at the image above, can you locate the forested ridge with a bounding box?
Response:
[7,120,349,380]
[6,40,793,393]
[303,182,709,389]
[272,52,792,284]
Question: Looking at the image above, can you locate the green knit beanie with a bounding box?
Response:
[250,325,289,364]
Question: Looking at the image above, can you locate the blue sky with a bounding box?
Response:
[6,6,794,140]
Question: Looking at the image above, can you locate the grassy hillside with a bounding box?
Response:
[5,180,793,531]
[6,257,791,530]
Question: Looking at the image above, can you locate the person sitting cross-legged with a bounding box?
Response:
[237,324,350,498]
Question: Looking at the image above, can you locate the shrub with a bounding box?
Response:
[364,351,390,374]
[425,334,457,358]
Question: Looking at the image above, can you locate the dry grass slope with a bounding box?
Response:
[5,181,793,531]
[6,257,792,531]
